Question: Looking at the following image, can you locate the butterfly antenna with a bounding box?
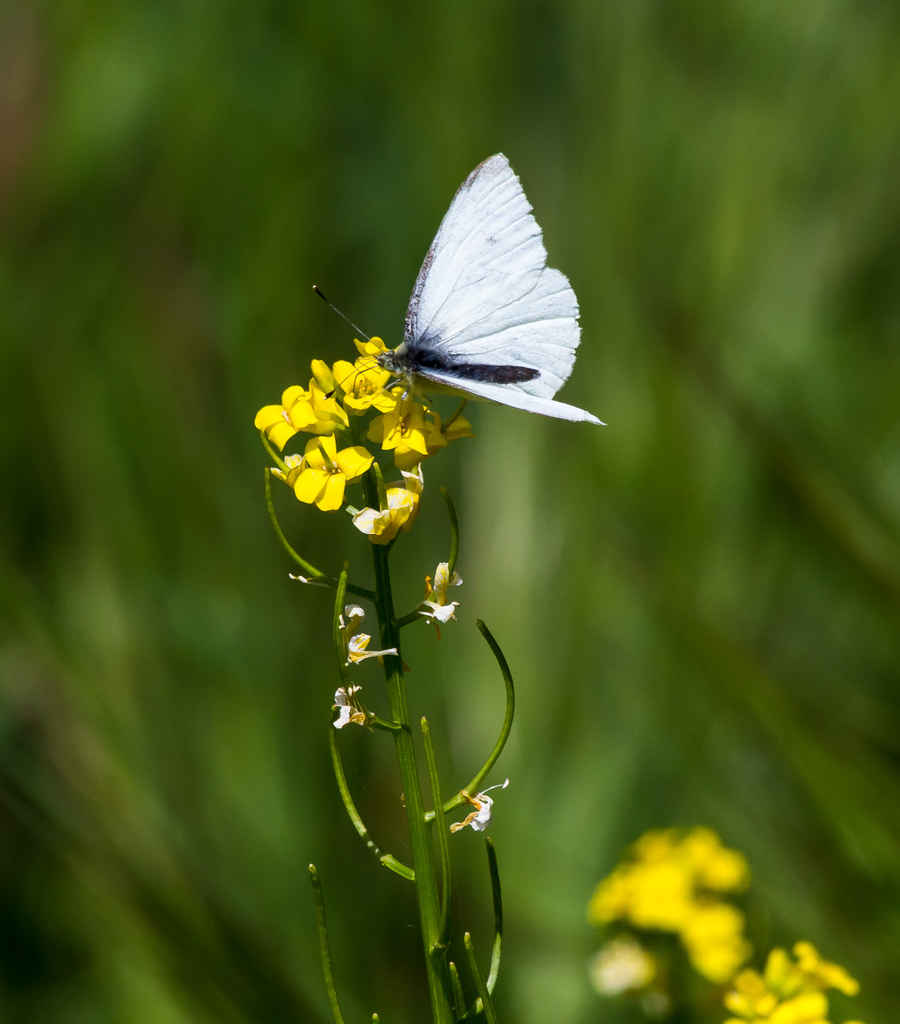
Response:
[312,285,371,342]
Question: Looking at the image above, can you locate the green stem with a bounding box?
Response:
[440,486,460,578]
[448,961,466,1020]
[308,864,346,1024]
[424,619,515,821]
[396,609,426,629]
[484,837,503,995]
[329,730,415,882]
[421,717,452,943]
[364,470,453,1024]
[264,468,375,599]
[332,568,350,686]
[463,932,496,1024]
[259,429,289,474]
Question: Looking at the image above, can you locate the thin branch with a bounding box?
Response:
[371,459,388,511]
[425,620,515,821]
[396,609,426,629]
[448,961,466,1020]
[333,568,350,686]
[329,730,415,882]
[263,468,374,599]
[259,429,290,474]
[463,932,496,1024]
[440,486,460,578]
[308,864,346,1024]
[484,837,503,994]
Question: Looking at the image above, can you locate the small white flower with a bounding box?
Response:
[336,605,397,665]
[399,464,424,495]
[341,604,366,631]
[271,452,303,483]
[419,561,463,626]
[288,572,330,587]
[588,937,656,996]
[333,685,367,729]
[346,633,399,665]
[351,465,424,545]
[449,779,509,833]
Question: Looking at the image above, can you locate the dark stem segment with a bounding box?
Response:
[363,470,453,1024]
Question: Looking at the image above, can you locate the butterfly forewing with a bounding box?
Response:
[404,155,581,398]
[399,154,601,424]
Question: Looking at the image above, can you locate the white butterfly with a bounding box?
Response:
[378,154,603,425]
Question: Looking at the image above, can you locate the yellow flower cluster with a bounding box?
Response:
[588,828,751,983]
[725,942,863,1024]
[254,337,472,540]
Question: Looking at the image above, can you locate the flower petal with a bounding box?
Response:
[294,467,328,504]
[316,473,346,511]
[335,445,374,480]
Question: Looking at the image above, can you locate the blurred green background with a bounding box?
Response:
[2,2,899,1021]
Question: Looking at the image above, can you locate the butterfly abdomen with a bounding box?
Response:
[406,345,540,384]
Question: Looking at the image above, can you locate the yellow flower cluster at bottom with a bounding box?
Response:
[588,828,751,983]
[724,942,863,1024]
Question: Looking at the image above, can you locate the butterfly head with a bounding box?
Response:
[375,344,409,376]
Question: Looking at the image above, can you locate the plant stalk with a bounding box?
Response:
[364,472,452,1023]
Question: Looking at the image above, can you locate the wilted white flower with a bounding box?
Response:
[449,779,509,833]
[333,685,367,729]
[419,561,462,626]
[346,632,398,665]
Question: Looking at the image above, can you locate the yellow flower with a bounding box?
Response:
[310,358,336,393]
[632,829,680,863]
[254,372,350,450]
[292,434,372,511]
[352,466,424,545]
[254,385,309,450]
[680,902,751,983]
[723,943,862,1024]
[393,407,474,470]
[292,379,350,435]
[725,968,779,1019]
[354,335,389,359]
[764,948,805,998]
[681,826,750,892]
[333,354,396,414]
[588,828,752,984]
[367,393,431,461]
[588,867,632,924]
[793,943,859,997]
[767,990,828,1024]
[626,860,694,931]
